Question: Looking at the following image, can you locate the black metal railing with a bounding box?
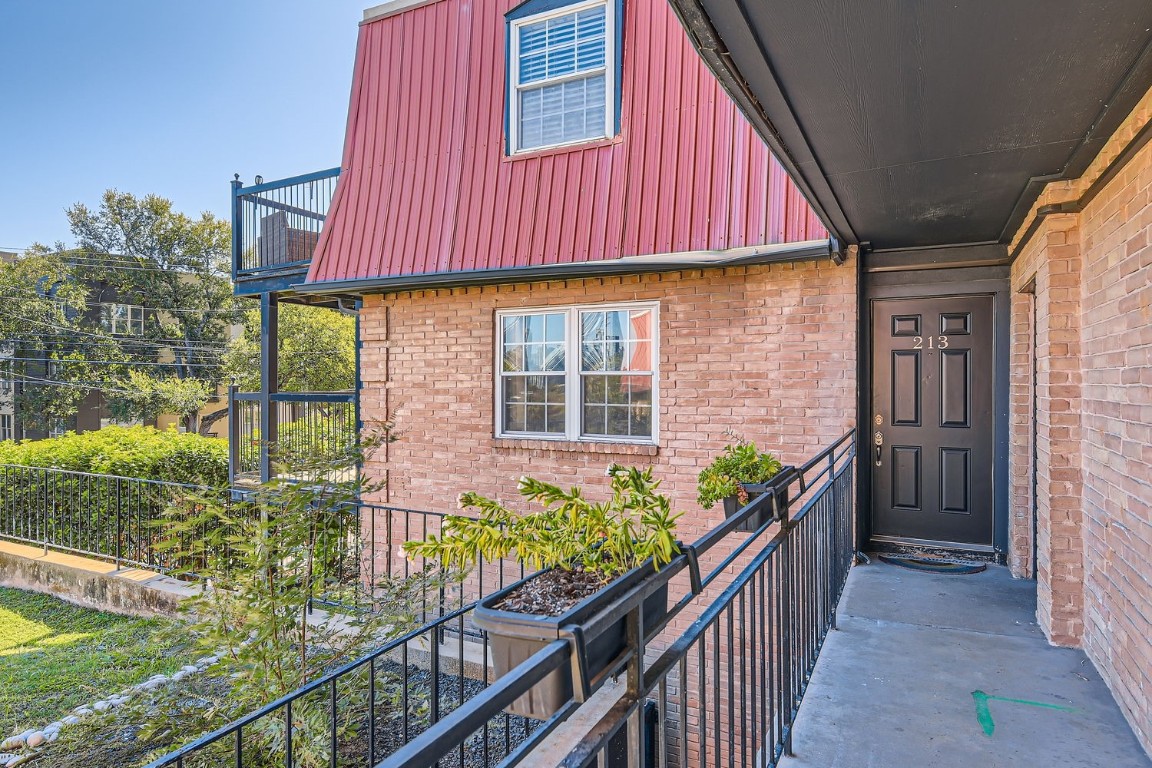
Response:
[0,464,220,571]
[564,432,857,768]
[144,430,856,768]
[142,504,532,768]
[0,466,474,615]
[375,430,856,768]
[232,168,340,277]
[229,390,357,486]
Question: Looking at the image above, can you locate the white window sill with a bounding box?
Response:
[492,437,659,457]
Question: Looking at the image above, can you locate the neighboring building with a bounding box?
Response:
[230,0,1152,756]
[0,342,15,442]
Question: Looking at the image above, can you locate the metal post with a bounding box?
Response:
[354,299,363,487]
[227,385,237,487]
[259,292,279,484]
[626,601,645,768]
[230,176,244,275]
[114,489,121,570]
[829,451,840,632]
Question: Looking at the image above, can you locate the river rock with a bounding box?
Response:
[25,732,45,748]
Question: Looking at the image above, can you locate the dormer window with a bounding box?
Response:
[508,1,618,154]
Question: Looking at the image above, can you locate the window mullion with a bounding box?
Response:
[518,66,608,93]
[566,308,579,440]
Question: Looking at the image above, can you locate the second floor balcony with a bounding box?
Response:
[231,168,340,289]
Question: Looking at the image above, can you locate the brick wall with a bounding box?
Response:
[1075,136,1152,751]
[358,258,856,545]
[1008,90,1152,752]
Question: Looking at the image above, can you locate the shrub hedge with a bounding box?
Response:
[0,426,229,486]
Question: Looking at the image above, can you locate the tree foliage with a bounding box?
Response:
[0,191,242,434]
[67,190,241,432]
[107,370,215,428]
[0,247,126,433]
[223,303,356,393]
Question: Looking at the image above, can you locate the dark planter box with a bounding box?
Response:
[721,466,794,532]
[473,563,670,720]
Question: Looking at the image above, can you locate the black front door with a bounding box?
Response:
[871,295,995,547]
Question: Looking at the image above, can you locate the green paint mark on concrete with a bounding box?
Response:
[971,690,1077,736]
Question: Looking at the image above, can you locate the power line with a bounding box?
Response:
[7,371,225,396]
[0,289,242,315]
[5,315,233,352]
[1,341,232,360]
[7,372,160,396]
[0,355,223,368]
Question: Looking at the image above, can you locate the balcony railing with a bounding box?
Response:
[146,430,857,768]
[229,388,357,486]
[231,168,340,278]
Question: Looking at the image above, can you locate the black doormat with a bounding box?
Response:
[878,554,987,575]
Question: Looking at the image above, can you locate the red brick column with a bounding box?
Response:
[1010,215,1085,646]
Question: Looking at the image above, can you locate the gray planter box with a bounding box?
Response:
[721,467,793,532]
[473,564,670,720]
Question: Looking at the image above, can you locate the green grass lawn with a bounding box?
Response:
[0,586,191,737]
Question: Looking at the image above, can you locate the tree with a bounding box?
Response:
[0,248,126,434]
[108,370,214,428]
[66,190,243,433]
[223,303,355,393]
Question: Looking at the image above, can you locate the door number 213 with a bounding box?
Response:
[912,335,948,349]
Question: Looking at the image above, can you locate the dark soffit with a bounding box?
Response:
[669,0,1152,251]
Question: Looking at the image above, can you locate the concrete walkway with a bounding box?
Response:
[781,561,1150,768]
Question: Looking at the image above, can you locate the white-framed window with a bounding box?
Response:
[103,303,145,335]
[496,302,657,442]
[0,414,12,442]
[508,1,614,153]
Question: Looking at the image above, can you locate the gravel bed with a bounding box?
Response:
[341,661,536,768]
[35,661,535,768]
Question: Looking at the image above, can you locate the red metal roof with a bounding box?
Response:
[306,0,825,285]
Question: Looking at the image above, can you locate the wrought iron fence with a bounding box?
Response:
[0,464,219,571]
[563,432,857,768]
[142,503,532,768]
[144,430,856,768]
[233,168,340,275]
[0,465,476,614]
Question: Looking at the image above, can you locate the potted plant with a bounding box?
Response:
[403,464,681,719]
[697,440,787,532]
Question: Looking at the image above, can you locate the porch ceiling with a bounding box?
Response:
[670,0,1152,252]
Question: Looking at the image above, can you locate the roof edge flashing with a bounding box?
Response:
[296,239,833,295]
[362,0,442,24]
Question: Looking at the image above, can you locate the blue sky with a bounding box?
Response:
[0,0,368,251]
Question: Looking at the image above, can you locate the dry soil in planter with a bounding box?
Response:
[491,568,604,616]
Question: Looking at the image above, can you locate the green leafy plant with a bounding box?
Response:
[0,424,228,485]
[404,465,682,584]
[697,440,783,509]
[124,431,450,767]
